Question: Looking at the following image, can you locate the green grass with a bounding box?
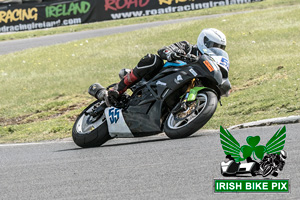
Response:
[0,1,300,143]
[0,0,299,41]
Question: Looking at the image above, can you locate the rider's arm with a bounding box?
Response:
[157,41,192,61]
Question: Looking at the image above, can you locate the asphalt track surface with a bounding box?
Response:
[1,124,299,199]
[1,12,299,199]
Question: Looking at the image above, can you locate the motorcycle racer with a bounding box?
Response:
[88,28,228,106]
[259,150,287,177]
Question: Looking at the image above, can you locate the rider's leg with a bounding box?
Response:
[109,54,163,96]
[89,54,163,106]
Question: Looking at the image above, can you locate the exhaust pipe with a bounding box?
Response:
[88,83,107,101]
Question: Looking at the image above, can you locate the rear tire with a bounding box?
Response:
[164,90,218,139]
[72,101,112,148]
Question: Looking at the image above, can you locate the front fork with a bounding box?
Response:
[185,79,206,102]
[172,79,203,114]
[178,79,221,112]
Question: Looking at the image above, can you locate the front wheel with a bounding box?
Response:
[72,101,112,148]
[164,90,218,139]
[262,164,274,177]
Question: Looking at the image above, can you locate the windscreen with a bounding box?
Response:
[205,48,230,71]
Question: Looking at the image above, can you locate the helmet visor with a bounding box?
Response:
[204,36,226,50]
[212,43,226,50]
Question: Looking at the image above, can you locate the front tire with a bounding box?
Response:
[262,164,274,177]
[72,101,112,148]
[164,90,218,139]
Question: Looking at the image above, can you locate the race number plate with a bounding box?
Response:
[104,107,134,138]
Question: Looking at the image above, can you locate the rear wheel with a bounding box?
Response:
[164,90,218,139]
[72,101,112,148]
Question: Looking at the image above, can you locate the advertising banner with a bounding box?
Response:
[101,0,262,20]
[0,0,99,32]
[0,0,262,33]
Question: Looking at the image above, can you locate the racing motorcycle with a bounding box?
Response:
[72,48,231,148]
[260,153,286,177]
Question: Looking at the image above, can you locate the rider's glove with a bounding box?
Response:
[169,52,181,61]
[165,49,185,61]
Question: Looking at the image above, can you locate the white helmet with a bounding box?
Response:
[197,28,226,53]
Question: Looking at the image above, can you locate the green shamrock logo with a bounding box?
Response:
[241,136,266,160]
[220,126,286,162]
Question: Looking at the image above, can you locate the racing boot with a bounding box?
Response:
[107,69,139,100]
[109,54,163,98]
[107,54,162,106]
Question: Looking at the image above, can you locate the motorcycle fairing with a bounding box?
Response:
[120,66,213,137]
[147,62,222,101]
[116,55,228,137]
[122,100,162,137]
[163,60,187,68]
[104,107,134,138]
[152,55,223,89]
